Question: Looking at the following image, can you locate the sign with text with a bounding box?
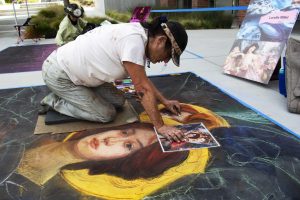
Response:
[224,0,300,84]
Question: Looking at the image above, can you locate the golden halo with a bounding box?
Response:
[61,148,209,199]
[140,103,230,129]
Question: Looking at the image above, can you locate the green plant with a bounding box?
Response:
[38,9,57,18]
[24,25,41,39]
[106,10,132,22]
[25,5,65,38]
[4,0,33,3]
[149,10,233,29]
[70,0,94,6]
[25,5,119,39]
[179,19,203,30]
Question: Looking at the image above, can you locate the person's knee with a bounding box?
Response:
[113,95,125,108]
[95,107,117,123]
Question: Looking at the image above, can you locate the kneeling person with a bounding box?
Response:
[55,3,87,46]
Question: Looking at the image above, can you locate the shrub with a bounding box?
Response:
[106,10,132,22]
[200,20,214,29]
[179,19,202,29]
[25,5,119,39]
[38,9,57,18]
[8,0,40,3]
[24,25,41,39]
[70,0,94,7]
[25,5,65,38]
[149,11,233,29]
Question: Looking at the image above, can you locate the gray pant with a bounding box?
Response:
[41,51,125,122]
[286,37,300,114]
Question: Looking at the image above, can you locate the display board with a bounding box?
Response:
[224,0,300,84]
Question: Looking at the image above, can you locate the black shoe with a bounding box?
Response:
[38,105,50,115]
[116,106,124,112]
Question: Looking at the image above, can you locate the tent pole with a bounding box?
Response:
[25,0,29,18]
[12,0,18,25]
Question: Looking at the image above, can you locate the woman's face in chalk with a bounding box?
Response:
[75,128,156,160]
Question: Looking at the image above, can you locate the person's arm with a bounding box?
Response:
[124,61,163,128]
[123,61,184,142]
[147,80,166,104]
[148,80,181,115]
[55,19,68,46]
[55,28,67,46]
[78,18,88,29]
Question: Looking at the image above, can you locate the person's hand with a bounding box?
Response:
[163,100,181,116]
[157,125,185,142]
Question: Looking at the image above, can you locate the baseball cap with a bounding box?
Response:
[161,22,188,66]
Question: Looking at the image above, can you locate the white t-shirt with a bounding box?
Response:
[56,23,147,87]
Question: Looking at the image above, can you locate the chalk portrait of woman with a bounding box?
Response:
[57,104,229,199]
[17,122,157,186]
[14,104,229,199]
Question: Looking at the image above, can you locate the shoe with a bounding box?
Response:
[38,105,50,115]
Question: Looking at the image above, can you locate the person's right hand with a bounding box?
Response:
[157,125,185,142]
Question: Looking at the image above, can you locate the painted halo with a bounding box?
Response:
[61,148,209,199]
[140,103,230,129]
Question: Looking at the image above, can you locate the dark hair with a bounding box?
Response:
[67,3,80,10]
[141,16,172,50]
[141,16,188,66]
[140,16,167,37]
[66,122,154,141]
[62,142,189,180]
[160,104,222,128]
[187,132,201,139]
[160,104,198,116]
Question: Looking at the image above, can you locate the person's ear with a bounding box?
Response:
[156,35,168,48]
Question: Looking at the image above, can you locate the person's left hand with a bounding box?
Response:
[163,100,181,116]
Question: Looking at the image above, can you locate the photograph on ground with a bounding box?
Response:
[155,123,220,152]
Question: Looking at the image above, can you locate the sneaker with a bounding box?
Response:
[38,105,51,115]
